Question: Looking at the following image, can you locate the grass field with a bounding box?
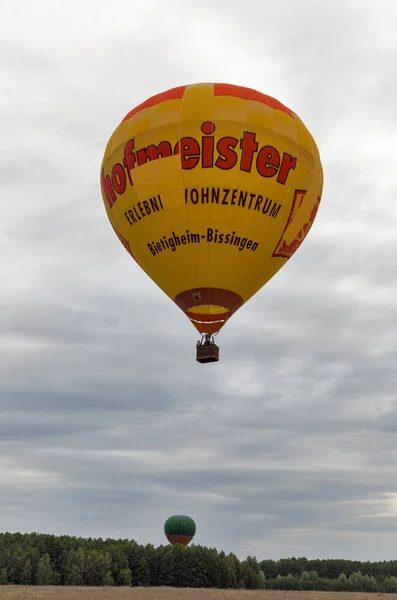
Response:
[0,589,391,600]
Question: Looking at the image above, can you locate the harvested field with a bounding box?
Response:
[0,589,392,600]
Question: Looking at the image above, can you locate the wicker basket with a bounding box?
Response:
[196,343,220,364]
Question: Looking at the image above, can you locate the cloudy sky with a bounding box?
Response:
[2,0,397,564]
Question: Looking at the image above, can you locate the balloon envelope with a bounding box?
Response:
[164,514,196,546]
[101,83,323,336]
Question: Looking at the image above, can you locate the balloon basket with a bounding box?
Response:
[196,342,220,364]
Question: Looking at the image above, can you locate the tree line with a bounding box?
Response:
[0,532,397,591]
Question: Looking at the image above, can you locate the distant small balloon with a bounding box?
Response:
[164,515,196,547]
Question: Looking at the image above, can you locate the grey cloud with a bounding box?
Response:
[2,0,397,564]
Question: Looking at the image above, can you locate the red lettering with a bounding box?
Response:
[136,142,172,165]
[201,122,215,168]
[104,122,300,204]
[201,122,216,135]
[123,139,136,183]
[256,146,280,178]
[101,168,116,208]
[111,164,127,194]
[215,137,238,169]
[239,131,258,172]
[277,153,297,184]
[176,137,200,169]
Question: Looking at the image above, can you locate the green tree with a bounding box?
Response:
[182,547,203,587]
[137,556,150,586]
[159,549,176,586]
[241,556,262,590]
[358,573,377,592]
[226,553,240,588]
[383,576,397,593]
[337,572,348,591]
[65,548,85,585]
[7,547,26,584]
[84,550,112,586]
[309,570,320,590]
[259,558,278,579]
[66,564,84,586]
[199,547,219,588]
[282,574,298,590]
[36,554,55,585]
[243,565,260,589]
[217,555,230,589]
[258,570,266,589]
[21,559,32,585]
[125,541,142,583]
[143,544,158,586]
[104,571,114,585]
[106,544,129,585]
[348,570,364,592]
[118,568,132,586]
[172,545,186,588]
[0,567,7,584]
[299,570,313,590]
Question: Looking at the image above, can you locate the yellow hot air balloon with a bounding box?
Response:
[100,83,323,363]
